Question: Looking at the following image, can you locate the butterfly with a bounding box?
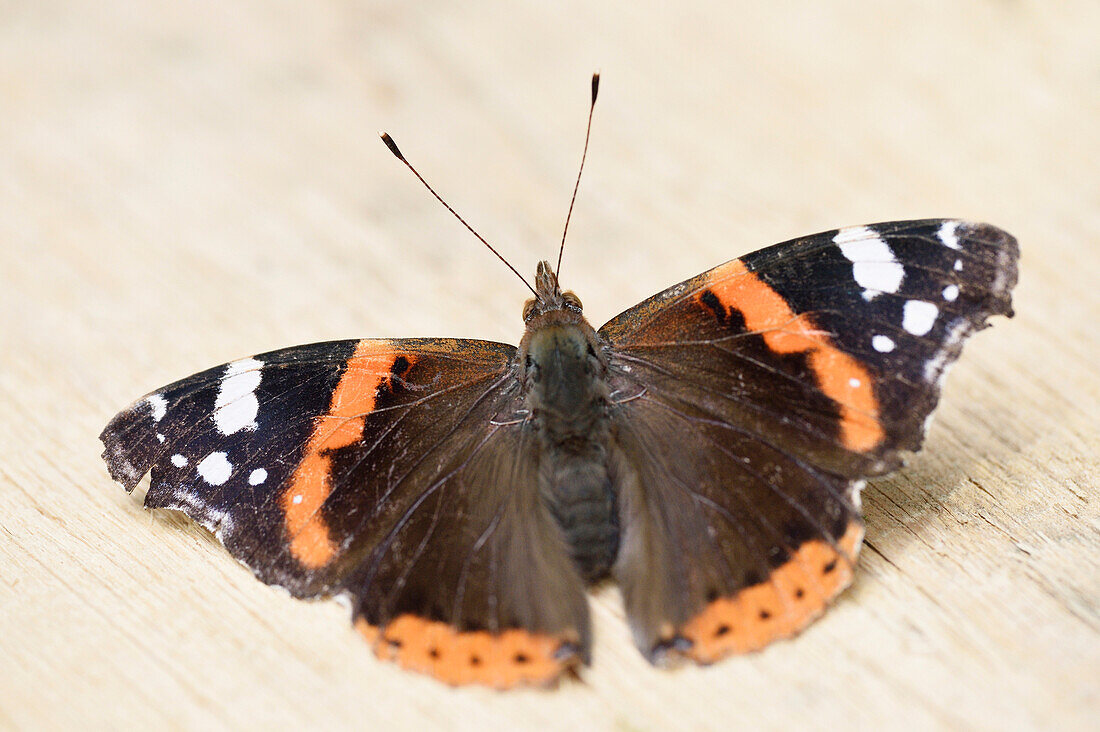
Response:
[100,75,1019,688]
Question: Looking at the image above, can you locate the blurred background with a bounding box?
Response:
[2,1,1097,728]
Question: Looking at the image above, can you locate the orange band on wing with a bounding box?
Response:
[282,341,405,568]
[355,615,577,689]
[702,260,884,452]
[681,521,864,663]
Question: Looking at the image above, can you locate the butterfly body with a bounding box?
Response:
[101,219,1018,687]
[521,262,619,582]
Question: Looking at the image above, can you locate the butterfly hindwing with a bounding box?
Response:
[600,219,1017,661]
[101,338,588,688]
[609,392,863,662]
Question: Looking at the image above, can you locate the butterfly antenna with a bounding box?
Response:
[555,72,600,279]
[379,132,540,300]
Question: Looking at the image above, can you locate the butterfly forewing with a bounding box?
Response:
[102,339,364,593]
[601,220,1018,471]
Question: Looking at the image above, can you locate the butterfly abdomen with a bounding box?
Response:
[540,444,618,582]
[522,314,619,582]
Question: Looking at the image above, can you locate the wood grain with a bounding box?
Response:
[2,1,1097,728]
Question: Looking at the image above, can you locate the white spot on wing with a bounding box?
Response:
[937,221,961,250]
[333,592,353,612]
[902,300,939,336]
[991,247,1013,294]
[108,443,140,484]
[197,451,232,486]
[214,358,263,435]
[291,494,303,505]
[165,488,235,541]
[922,319,971,382]
[872,334,896,352]
[848,480,865,512]
[248,468,268,485]
[954,259,963,271]
[157,433,165,443]
[146,394,168,422]
[171,454,188,468]
[943,284,959,302]
[834,226,905,299]
[225,357,263,377]
[848,377,861,388]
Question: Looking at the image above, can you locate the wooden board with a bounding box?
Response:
[2,1,1097,728]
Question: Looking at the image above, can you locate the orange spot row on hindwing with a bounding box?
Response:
[702,260,884,452]
[355,615,574,688]
[680,522,864,663]
[282,340,406,568]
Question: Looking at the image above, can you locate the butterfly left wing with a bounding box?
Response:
[599,219,1018,661]
[101,338,589,688]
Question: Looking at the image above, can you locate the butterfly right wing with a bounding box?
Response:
[599,220,1017,662]
[101,338,588,688]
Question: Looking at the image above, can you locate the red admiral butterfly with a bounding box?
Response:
[101,75,1018,688]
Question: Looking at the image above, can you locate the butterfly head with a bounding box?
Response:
[523,260,583,322]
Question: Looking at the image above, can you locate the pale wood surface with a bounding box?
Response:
[2,2,1098,729]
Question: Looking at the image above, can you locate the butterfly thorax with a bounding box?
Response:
[519,264,619,582]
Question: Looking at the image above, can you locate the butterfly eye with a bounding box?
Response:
[562,292,583,312]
